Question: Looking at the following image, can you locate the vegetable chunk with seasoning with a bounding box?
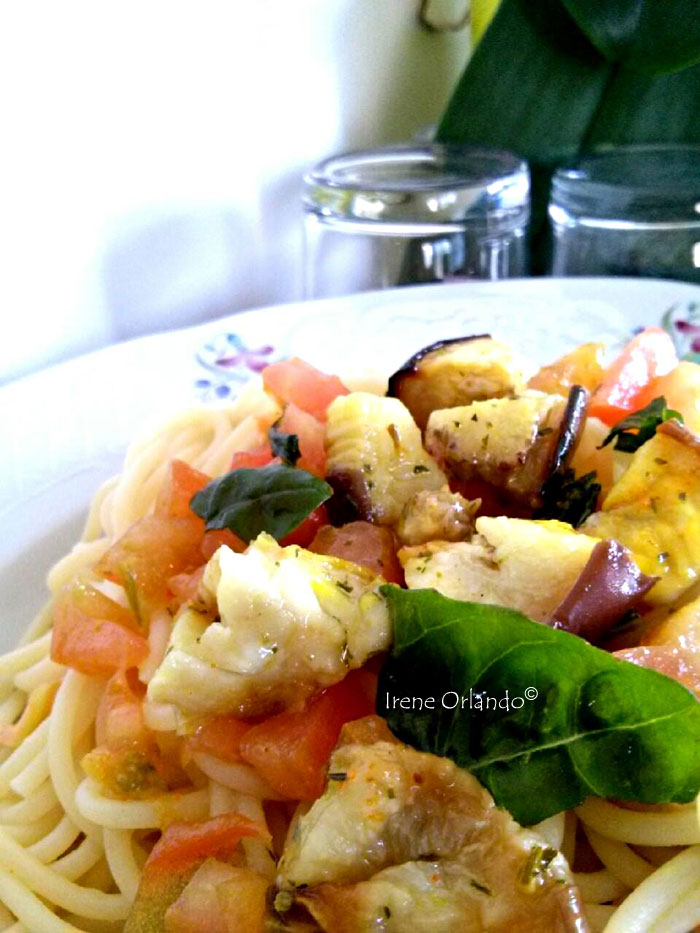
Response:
[277,739,586,932]
[147,534,390,717]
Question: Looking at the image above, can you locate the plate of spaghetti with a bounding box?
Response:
[1,277,700,932]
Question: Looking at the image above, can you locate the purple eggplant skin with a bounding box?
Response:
[549,539,657,643]
[550,385,588,478]
[388,334,522,431]
[387,334,491,398]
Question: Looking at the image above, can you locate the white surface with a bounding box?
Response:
[3,277,700,650]
[0,0,470,384]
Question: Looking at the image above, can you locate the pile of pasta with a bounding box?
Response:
[0,365,698,933]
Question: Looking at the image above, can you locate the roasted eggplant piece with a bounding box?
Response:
[395,487,479,546]
[399,516,598,623]
[426,386,588,510]
[549,539,657,642]
[388,335,527,431]
[325,392,447,526]
[276,738,586,933]
[582,420,700,605]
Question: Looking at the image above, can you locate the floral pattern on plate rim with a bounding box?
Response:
[193,300,700,403]
[195,333,278,401]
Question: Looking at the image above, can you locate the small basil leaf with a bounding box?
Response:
[600,397,684,453]
[268,426,301,467]
[190,463,332,544]
[537,469,601,527]
[378,587,700,826]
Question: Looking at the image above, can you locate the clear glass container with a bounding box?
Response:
[303,144,530,299]
[548,145,700,284]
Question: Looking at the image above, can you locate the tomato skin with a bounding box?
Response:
[96,670,148,750]
[276,402,326,476]
[147,813,264,875]
[528,342,605,395]
[230,447,275,470]
[51,583,148,676]
[187,715,253,763]
[309,521,404,584]
[126,814,264,932]
[155,460,211,519]
[280,505,330,548]
[589,328,678,426]
[239,670,376,800]
[262,357,349,421]
[96,514,206,619]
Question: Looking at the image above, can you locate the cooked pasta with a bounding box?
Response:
[1,343,699,932]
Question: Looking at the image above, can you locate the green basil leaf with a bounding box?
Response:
[378,587,700,825]
[560,0,700,75]
[190,464,332,544]
[537,469,601,527]
[600,397,683,452]
[268,426,301,466]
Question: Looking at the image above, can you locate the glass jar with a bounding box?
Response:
[548,145,700,284]
[303,144,530,299]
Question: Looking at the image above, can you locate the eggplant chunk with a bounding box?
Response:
[277,741,586,933]
[396,487,479,546]
[388,335,528,431]
[582,421,700,605]
[400,516,598,623]
[325,393,447,526]
[426,387,587,509]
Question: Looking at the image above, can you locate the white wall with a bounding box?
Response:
[0,0,469,384]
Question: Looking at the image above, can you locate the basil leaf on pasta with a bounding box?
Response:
[378,586,700,825]
[190,464,332,544]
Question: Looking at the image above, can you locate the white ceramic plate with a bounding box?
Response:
[3,277,700,650]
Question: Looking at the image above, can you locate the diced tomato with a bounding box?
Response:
[614,645,700,698]
[308,521,404,584]
[164,861,268,933]
[240,670,376,800]
[169,566,207,609]
[280,505,330,548]
[230,446,275,470]
[262,357,349,422]
[155,460,211,519]
[51,582,148,676]
[187,715,253,763]
[96,515,206,619]
[147,813,264,876]
[276,402,326,476]
[96,670,148,750]
[201,529,247,560]
[588,328,678,426]
[528,342,606,395]
[127,814,264,931]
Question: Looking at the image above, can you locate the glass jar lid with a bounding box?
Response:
[551,145,700,224]
[303,144,530,229]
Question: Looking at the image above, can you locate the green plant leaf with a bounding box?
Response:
[378,586,700,825]
[560,0,700,75]
[437,0,612,167]
[537,469,601,526]
[583,60,700,149]
[268,426,301,466]
[599,397,684,452]
[190,463,332,544]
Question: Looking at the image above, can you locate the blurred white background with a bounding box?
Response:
[0,0,470,384]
